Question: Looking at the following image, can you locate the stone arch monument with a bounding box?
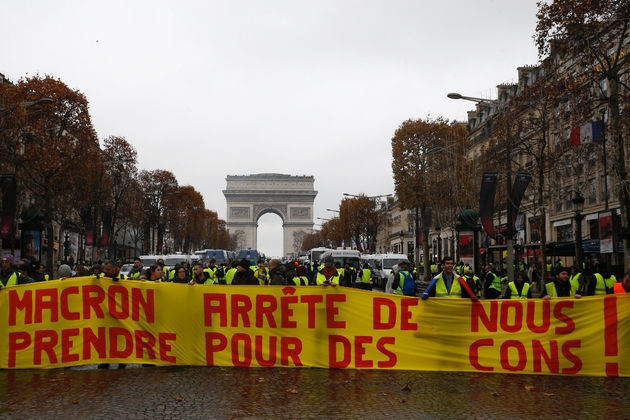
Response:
[223,174,317,256]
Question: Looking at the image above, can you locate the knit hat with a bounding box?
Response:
[59,264,72,278]
[323,255,335,268]
[237,258,250,270]
[555,266,569,276]
[296,266,307,277]
[18,264,31,272]
[2,254,14,265]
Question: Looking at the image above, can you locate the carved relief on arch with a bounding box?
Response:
[254,204,287,221]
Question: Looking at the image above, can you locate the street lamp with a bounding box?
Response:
[448,92,515,283]
[572,192,585,269]
[435,224,442,261]
[317,217,330,222]
[399,231,405,255]
[0,98,53,112]
[326,209,340,213]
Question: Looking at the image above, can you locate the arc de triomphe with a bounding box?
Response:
[223,174,317,257]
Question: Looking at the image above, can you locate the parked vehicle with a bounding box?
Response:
[200,249,231,266]
[320,249,361,271]
[364,253,407,288]
[120,263,133,277]
[139,255,165,270]
[164,253,192,273]
[238,249,264,263]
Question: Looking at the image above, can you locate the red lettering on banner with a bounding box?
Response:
[131,288,154,323]
[471,301,497,332]
[329,335,351,368]
[553,301,575,334]
[61,328,80,363]
[231,295,252,328]
[158,333,177,363]
[60,287,80,321]
[8,332,31,368]
[34,289,58,323]
[255,294,277,328]
[134,330,157,360]
[255,335,278,366]
[34,330,58,365]
[108,286,129,320]
[326,295,346,329]
[499,340,527,372]
[205,332,228,365]
[203,294,227,327]
[561,340,582,374]
[231,333,252,367]
[280,295,298,328]
[375,337,396,368]
[279,337,302,366]
[109,327,133,359]
[400,299,418,331]
[354,336,373,368]
[83,327,107,359]
[9,289,32,326]
[300,294,323,328]
[82,285,106,319]
[532,339,559,373]
[603,295,619,377]
[373,298,396,330]
[499,302,523,333]
[526,300,551,333]
[469,339,494,371]
[329,335,397,369]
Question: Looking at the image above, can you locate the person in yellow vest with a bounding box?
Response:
[463,269,482,298]
[541,266,582,299]
[254,262,269,285]
[358,262,371,290]
[613,271,630,294]
[484,265,502,299]
[102,260,126,281]
[204,259,219,283]
[224,260,238,285]
[421,257,477,300]
[91,264,103,278]
[189,262,214,285]
[316,256,341,286]
[587,261,616,295]
[569,265,585,296]
[293,266,309,286]
[503,272,532,299]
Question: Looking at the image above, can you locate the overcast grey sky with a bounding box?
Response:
[3,0,541,257]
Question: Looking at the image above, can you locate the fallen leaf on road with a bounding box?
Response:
[402,384,411,391]
[72,400,79,404]
[491,392,500,397]
[525,386,535,391]
[176,397,183,402]
[286,388,298,394]
[258,377,265,383]
[280,371,287,375]
[544,392,555,396]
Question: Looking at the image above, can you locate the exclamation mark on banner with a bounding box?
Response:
[603,295,619,377]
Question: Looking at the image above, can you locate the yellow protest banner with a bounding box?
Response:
[0,277,627,376]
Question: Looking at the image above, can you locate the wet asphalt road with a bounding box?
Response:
[0,364,628,419]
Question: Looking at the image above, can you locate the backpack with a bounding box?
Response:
[401,271,415,296]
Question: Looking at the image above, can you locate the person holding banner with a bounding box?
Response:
[421,257,478,300]
[316,255,341,286]
[0,254,33,288]
[232,259,259,285]
[541,266,581,299]
[190,262,214,285]
[503,272,532,299]
[613,272,630,294]
[102,260,125,281]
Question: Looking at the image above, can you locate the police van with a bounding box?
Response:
[320,249,361,271]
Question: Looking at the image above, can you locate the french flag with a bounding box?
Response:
[570,120,605,146]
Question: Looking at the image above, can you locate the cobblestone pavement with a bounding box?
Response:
[0,365,629,419]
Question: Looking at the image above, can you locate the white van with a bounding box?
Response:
[320,249,362,271]
[369,253,408,288]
